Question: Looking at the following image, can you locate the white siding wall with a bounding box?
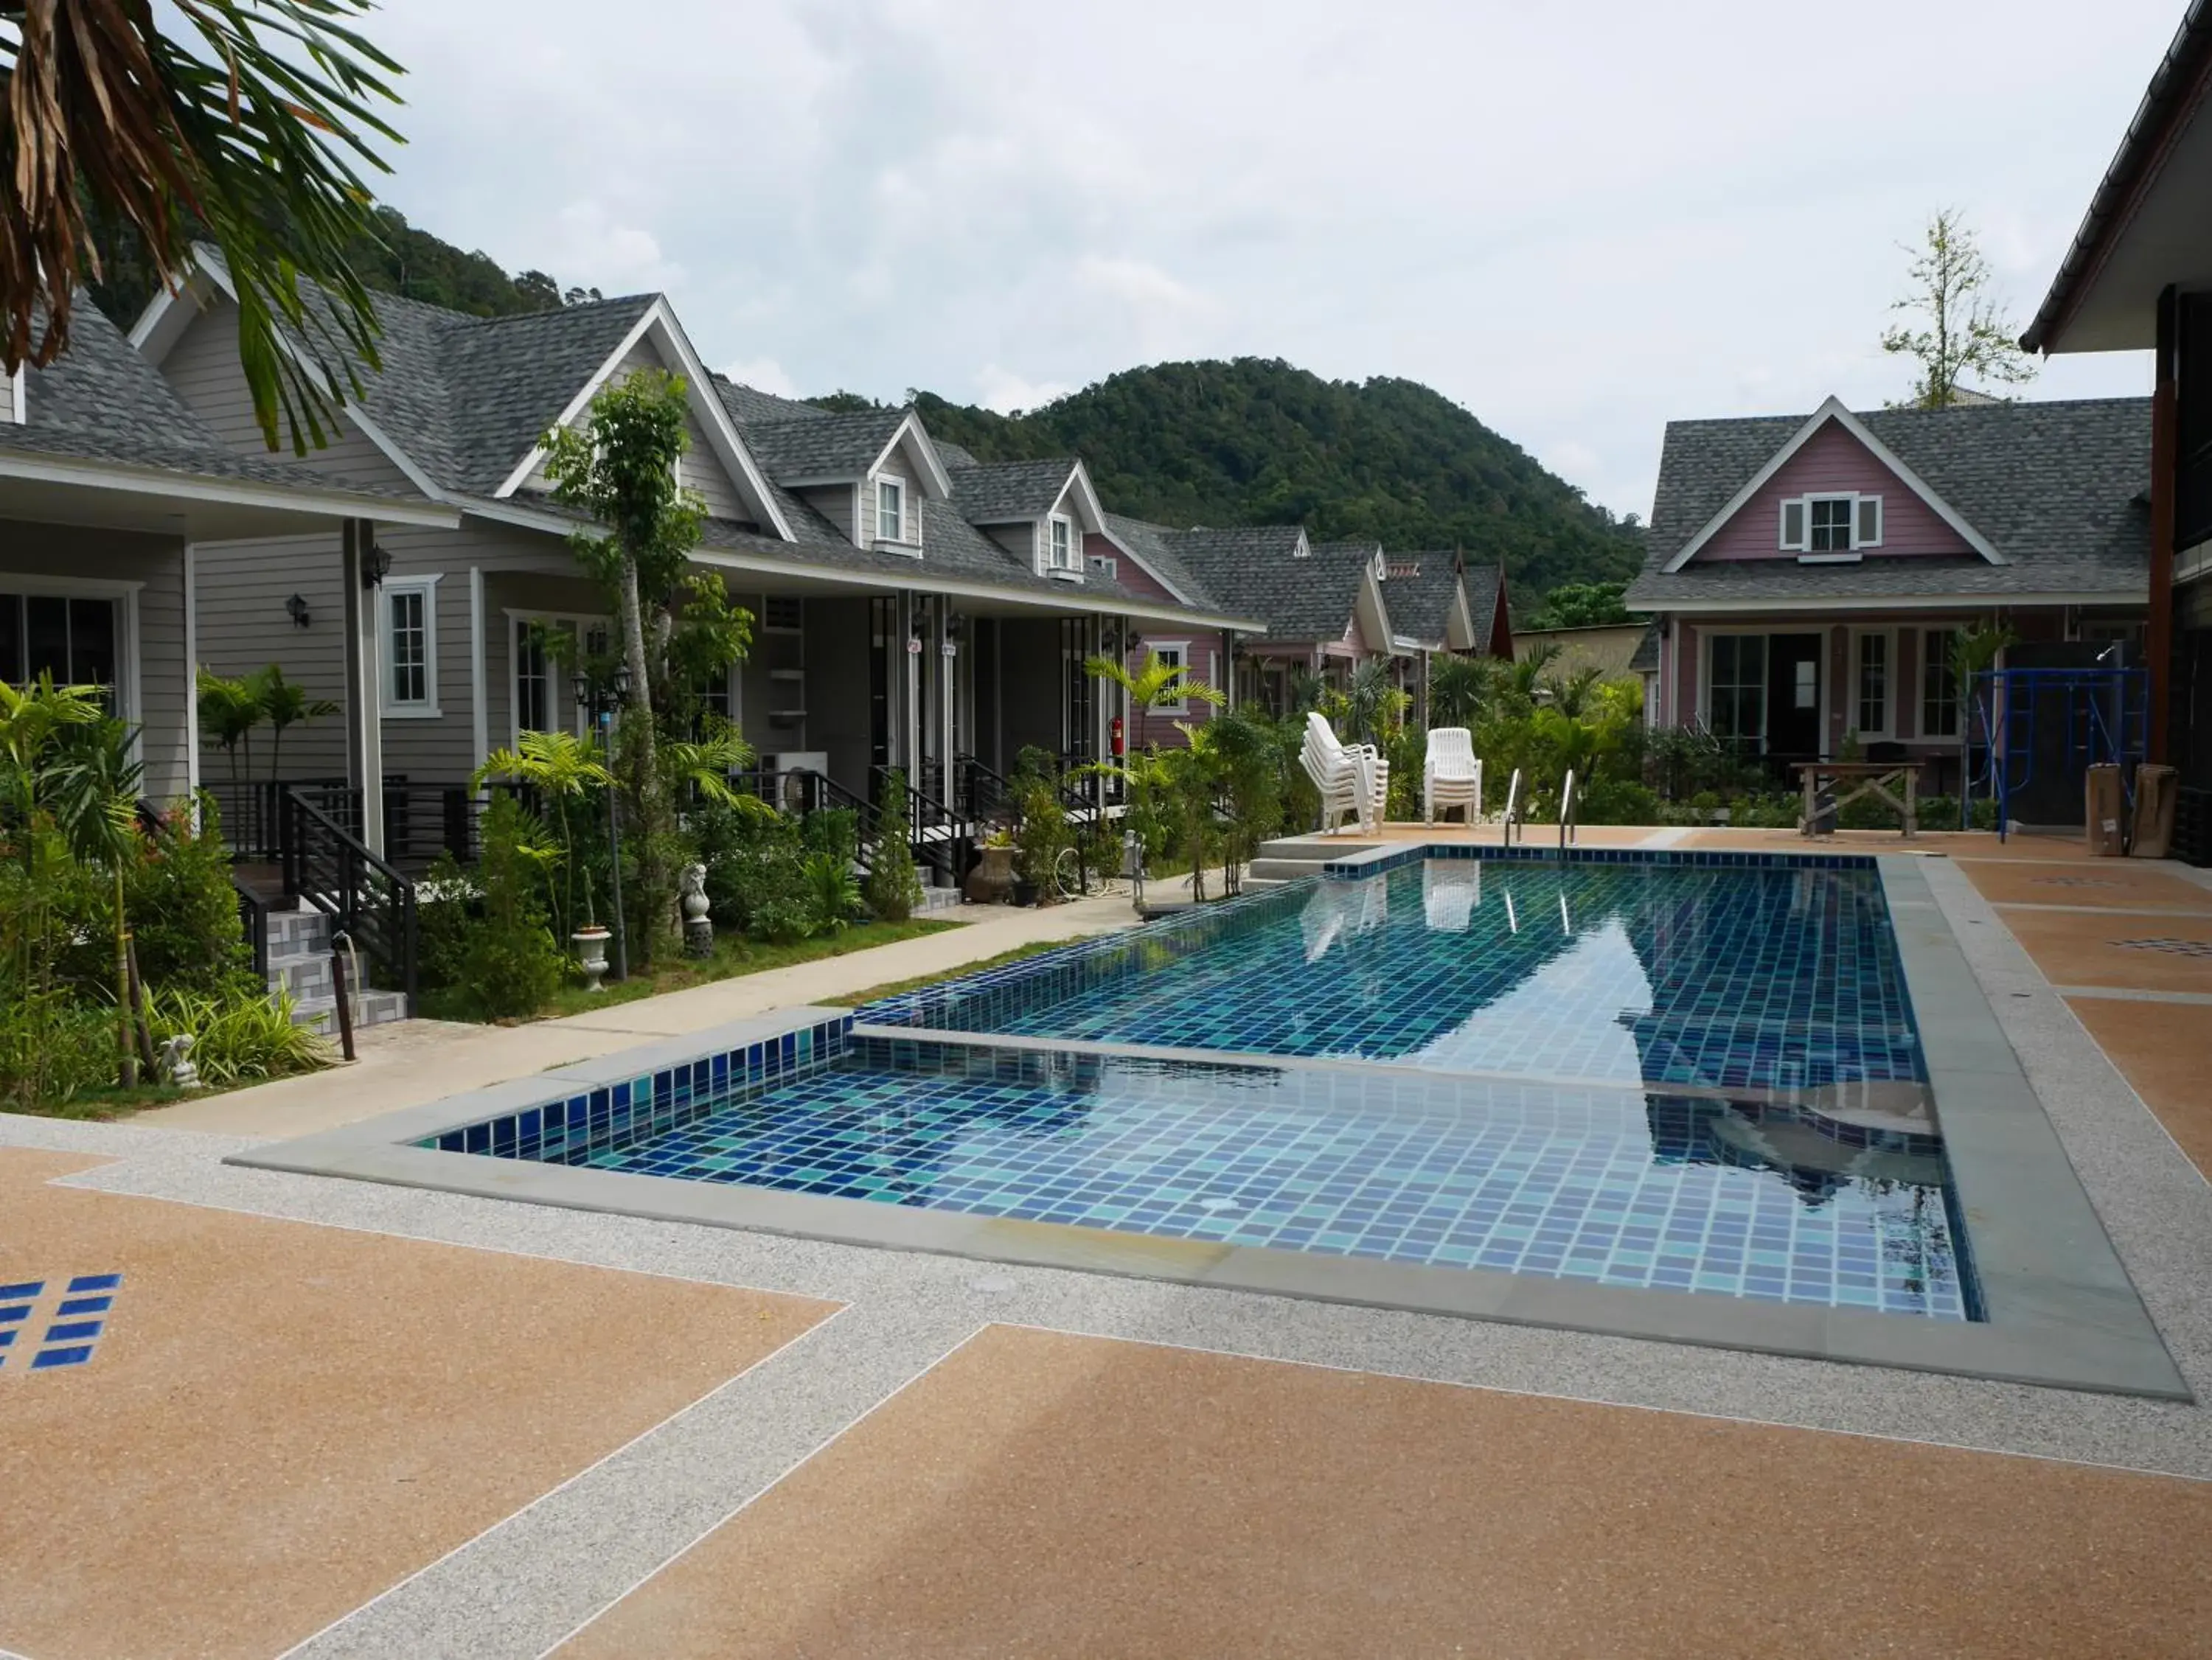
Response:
[1,522,192,799]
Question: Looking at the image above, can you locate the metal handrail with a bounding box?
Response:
[281,785,418,1017]
[1502,768,1523,845]
[1559,769,1579,854]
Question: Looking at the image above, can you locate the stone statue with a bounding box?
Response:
[159,1033,201,1089]
[681,861,714,957]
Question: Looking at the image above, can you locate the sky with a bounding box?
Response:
[364,0,2185,523]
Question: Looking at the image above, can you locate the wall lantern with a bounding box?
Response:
[285,593,311,630]
[359,542,392,588]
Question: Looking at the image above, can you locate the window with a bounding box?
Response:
[376,577,439,715]
[877,478,904,543]
[1048,516,1074,571]
[1854,632,1889,736]
[1150,641,1189,715]
[1781,493,1882,556]
[513,619,552,736]
[1708,634,1766,750]
[1921,627,1960,738]
[0,590,120,709]
[1088,554,1118,579]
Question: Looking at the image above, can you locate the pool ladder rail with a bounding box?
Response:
[1499,767,1579,855]
[1502,768,1523,845]
[1559,769,1579,855]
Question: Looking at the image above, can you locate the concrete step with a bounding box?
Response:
[1246,857,1337,882]
[293,988,409,1035]
[1254,837,1380,863]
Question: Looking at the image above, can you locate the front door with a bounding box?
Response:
[1766,633,1823,761]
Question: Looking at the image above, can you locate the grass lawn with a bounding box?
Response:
[832,937,1076,1007]
[4,1075,257,1123]
[424,918,962,1025]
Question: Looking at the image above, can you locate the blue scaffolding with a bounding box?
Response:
[1969,666,2149,840]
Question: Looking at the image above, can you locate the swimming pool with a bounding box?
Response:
[407,852,1975,1322]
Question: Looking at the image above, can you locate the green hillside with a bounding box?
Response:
[903,360,1645,600]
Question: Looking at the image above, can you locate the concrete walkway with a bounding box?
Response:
[134,896,1135,1140]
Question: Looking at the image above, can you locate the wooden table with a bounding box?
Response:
[1792,760,1918,838]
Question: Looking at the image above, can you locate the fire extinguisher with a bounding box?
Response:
[1110,714,1125,757]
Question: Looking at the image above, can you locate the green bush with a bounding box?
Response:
[1012,773,1070,895]
[129,795,257,997]
[801,851,861,935]
[865,769,923,922]
[452,795,566,1020]
[751,892,817,945]
[0,988,116,1112]
[414,849,481,994]
[1576,777,1660,825]
[149,986,335,1084]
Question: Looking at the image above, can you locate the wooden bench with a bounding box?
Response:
[1792,761,1918,838]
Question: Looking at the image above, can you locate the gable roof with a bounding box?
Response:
[1462,560,1506,646]
[949,458,1081,522]
[1096,512,1220,608]
[740,407,911,481]
[1380,554,1468,646]
[1661,397,2001,570]
[713,379,830,425]
[1628,397,2152,610]
[2,299,453,529]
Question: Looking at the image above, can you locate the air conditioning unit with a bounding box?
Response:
[763,751,829,814]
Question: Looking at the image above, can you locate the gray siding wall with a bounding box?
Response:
[799,485,856,545]
[984,522,1036,571]
[1,520,192,798]
[159,298,415,489]
[804,596,874,792]
[998,616,1062,762]
[192,530,350,779]
[861,447,919,548]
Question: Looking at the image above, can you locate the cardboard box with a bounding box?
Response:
[2085,764,2125,856]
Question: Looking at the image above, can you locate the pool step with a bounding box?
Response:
[1244,837,1382,888]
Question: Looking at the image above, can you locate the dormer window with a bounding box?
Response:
[1781,493,1882,560]
[1049,516,1074,571]
[877,478,904,543]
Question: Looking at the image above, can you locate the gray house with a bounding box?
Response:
[1,302,452,806]
[128,254,1259,852]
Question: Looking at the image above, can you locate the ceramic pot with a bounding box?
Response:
[965,845,1016,904]
[573,927,612,993]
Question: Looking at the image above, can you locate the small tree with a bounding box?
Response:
[865,768,923,922]
[473,729,612,940]
[196,669,265,782]
[1882,210,2038,408]
[252,664,336,781]
[1427,654,1494,727]
[45,718,146,1085]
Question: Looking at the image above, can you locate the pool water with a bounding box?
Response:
[424,855,1978,1321]
[866,860,1924,1094]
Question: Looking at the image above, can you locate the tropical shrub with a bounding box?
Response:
[149,986,335,1085]
[452,795,566,1019]
[801,851,862,935]
[414,849,481,994]
[865,769,923,922]
[1011,767,1071,897]
[128,795,257,998]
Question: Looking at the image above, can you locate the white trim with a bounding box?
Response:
[874,475,908,546]
[378,574,442,717]
[4,363,24,424]
[468,567,488,775]
[1918,624,1965,741]
[504,607,613,744]
[1663,396,2003,571]
[341,403,448,501]
[1091,519,1199,606]
[1046,512,1077,575]
[1697,625,1770,751]
[1632,590,2142,615]
[1147,639,1192,715]
[0,448,459,527]
[2177,536,2212,587]
[866,411,955,501]
[0,573,145,736]
[488,299,796,542]
[1848,627,1896,741]
[182,543,200,794]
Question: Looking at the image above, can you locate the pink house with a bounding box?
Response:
[1628,395,2150,789]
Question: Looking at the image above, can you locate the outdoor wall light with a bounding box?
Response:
[285,593,310,630]
[358,542,392,588]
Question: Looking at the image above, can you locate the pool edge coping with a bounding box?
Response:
[223,854,2192,1403]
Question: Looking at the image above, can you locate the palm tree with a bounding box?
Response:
[1085,649,1227,719]
[1340,658,1405,747]
[474,729,611,937]
[0,673,104,854]
[195,669,265,783]
[2,0,405,453]
[1543,664,1606,718]
[1427,654,1492,727]
[251,664,336,781]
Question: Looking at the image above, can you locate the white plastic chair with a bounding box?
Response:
[1301,712,1387,834]
[1423,727,1482,826]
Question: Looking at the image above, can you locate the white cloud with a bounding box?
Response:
[722,357,797,397]
[360,0,2176,517]
[975,365,1072,414]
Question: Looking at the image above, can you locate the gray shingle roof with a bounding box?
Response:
[948,458,1077,523]
[739,408,910,482]
[712,379,829,425]
[2,300,421,501]
[933,439,981,469]
[1099,512,1220,609]
[1463,561,1504,644]
[1627,397,2151,608]
[1379,554,1464,645]
[1155,526,1364,641]
[1628,625,1660,673]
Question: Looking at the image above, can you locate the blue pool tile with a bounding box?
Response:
[56,1296,111,1316]
[44,1320,102,1343]
[32,1345,92,1369]
[65,1273,120,1292]
[0,1281,44,1300]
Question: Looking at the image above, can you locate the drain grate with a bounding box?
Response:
[2031,876,2125,888]
[0,1273,122,1373]
[2112,938,2212,959]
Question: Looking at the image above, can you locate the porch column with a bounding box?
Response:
[182,541,201,798]
[341,519,386,854]
[468,565,489,778]
[902,590,920,783]
[936,600,954,809]
[2151,285,2177,763]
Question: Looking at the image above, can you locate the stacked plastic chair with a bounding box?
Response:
[1301,711,1388,834]
[1422,727,1482,826]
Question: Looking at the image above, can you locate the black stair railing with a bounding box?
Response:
[868,764,970,885]
[279,785,418,1016]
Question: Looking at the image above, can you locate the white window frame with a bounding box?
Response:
[1780,492,1882,562]
[507,608,609,744]
[1149,639,1190,716]
[1698,627,1770,752]
[1088,553,1118,579]
[872,475,920,553]
[0,573,143,736]
[1851,627,1894,740]
[1048,515,1076,572]
[379,574,442,717]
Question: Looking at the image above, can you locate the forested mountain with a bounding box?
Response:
[900,361,1645,599]
[86,206,588,333]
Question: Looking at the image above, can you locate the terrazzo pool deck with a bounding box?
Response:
[4,824,2211,1656]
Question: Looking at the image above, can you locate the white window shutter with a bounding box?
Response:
[1781,498,1806,551]
[1857,495,1882,548]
